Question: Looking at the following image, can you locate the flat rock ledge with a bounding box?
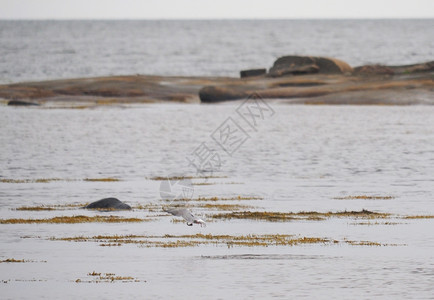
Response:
[0,57,432,106]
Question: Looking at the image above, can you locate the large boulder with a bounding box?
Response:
[269,55,353,77]
[83,197,131,210]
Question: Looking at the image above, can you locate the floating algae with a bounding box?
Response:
[83,177,120,182]
[403,215,434,219]
[165,195,263,202]
[1,177,120,183]
[0,258,26,263]
[75,271,145,283]
[15,203,88,211]
[344,240,403,246]
[335,195,394,200]
[0,215,150,224]
[350,221,405,226]
[49,233,395,248]
[15,206,55,211]
[196,203,253,211]
[211,210,390,222]
[0,178,64,183]
[149,175,227,181]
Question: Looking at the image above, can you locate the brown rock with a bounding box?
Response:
[269,55,353,77]
[353,65,395,75]
[390,61,434,74]
[269,64,319,77]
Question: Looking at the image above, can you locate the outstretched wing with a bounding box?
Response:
[179,209,196,223]
[164,207,206,226]
[164,207,195,223]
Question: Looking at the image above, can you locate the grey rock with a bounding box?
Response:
[84,197,131,210]
[269,55,353,77]
[240,68,267,78]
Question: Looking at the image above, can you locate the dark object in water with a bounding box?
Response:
[7,100,39,106]
[269,55,353,77]
[240,68,267,78]
[84,198,131,210]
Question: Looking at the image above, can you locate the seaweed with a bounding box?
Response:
[50,233,395,248]
[83,177,120,182]
[75,272,145,283]
[211,210,390,221]
[404,215,434,219]
[0,215,150,224]
[165,195,263,202]
[335,195,394,200]
[149,175,227,181]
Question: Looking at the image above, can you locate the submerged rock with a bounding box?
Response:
[84,198,131,210]
[7,100,39,106]
[269,55,353,77]
[199,86,248,103]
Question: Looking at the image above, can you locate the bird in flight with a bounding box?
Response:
[164,207,206,227]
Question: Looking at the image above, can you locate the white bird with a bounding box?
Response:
[164,207,206,227]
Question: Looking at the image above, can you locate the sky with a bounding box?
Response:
[0,0,433,19]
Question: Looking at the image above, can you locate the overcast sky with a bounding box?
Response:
[0,0,433,19]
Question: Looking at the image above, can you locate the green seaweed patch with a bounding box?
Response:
[75,271,145,283]
[335,195,394,200]
[0,215,150,224]
[211,210,390,222]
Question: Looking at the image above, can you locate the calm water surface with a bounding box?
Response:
[1,104,434,299]
[0,19,433,83]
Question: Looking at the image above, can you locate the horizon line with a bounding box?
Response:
[0,17,433,21]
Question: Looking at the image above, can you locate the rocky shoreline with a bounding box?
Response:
[1,56,433,106]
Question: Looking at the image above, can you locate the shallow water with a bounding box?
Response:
[1,104,434,299]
